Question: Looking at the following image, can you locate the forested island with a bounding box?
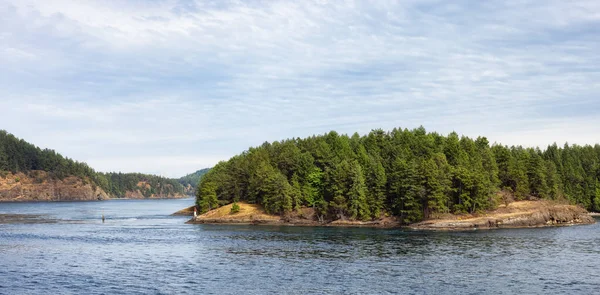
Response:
[0,130,187,201]
[194,127,598,227]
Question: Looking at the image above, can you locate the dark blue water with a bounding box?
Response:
[1,198,599,295]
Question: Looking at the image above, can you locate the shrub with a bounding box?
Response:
[230,202,240,214]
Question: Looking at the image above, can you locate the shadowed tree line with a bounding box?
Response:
[197,127,600,223]
[0,130,184,198]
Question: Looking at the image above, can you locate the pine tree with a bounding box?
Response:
[527,149,549,198]
[419,154,451,217]
[0,143,7,171]
[390,158,422,223]
[364,156,387,219]
[197,181,219,213]
[544,161,561,199]
[347,161,370,221]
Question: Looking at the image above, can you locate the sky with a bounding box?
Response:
[1,0,599,178]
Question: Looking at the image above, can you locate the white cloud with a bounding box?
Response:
[0,0,599,177]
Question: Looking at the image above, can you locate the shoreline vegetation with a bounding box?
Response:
[185,200,595,230]
[194,127,600,229]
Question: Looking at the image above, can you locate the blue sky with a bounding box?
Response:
[1,0,599,177]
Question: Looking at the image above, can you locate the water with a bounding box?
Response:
[1,198,599,295]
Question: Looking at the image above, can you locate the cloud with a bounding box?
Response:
[0,0,599,177]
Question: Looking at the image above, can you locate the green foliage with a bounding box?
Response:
[197,179,219,213]
[364,156,387,218]
[230,202,240,214]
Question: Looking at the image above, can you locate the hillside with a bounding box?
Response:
[196,127,600,225]
[99,172,185,199]
[177,168,210,195]
[0,130,185,201]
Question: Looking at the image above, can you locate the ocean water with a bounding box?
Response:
[1,198,599,295]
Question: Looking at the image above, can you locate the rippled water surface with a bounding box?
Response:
[1,198,599,295]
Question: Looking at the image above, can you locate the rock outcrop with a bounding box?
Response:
[410,201,595,230]
[188,202,281,224]
[0,171,109,202]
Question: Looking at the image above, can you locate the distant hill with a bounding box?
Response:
[177,168,210,195]
[0,130,185,201]
[98,172,185,199]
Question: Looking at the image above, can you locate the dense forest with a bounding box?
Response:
[97,172,184,198]
[178,168,210,193]
[197,127,600,224]
[0,130,184,198]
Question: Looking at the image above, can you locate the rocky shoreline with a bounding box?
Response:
[410,201,595,230]
[186,201,596,230]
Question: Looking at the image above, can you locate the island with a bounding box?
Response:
[188,127,600,230]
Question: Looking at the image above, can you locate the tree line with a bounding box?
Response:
[96,172,184,198]
[178,168,211,193]
[197,127,600,223]
[0,130,184,198]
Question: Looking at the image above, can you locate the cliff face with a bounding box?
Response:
[0,171,109,202]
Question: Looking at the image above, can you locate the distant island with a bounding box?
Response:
[0,130,205,202]
[192,127,599,228]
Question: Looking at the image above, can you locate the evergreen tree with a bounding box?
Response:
[197,180,219,213]
[364,156,387,218]
[347,161,370,221]
[527,149,549,198]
